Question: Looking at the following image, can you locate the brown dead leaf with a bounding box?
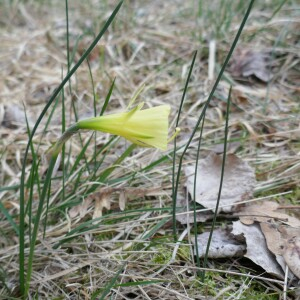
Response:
[231,88,249,106]
[1,104,27,129]
[278,226,300,279]
[193,227,246,258]
[229,49,273,82]
[283,235,300,279]
[93,192,111,219]
[68,188,114,221]
[68,186,162,221]
[239,201,300,228]
[279,226,300,240]
[238,202,300,279]
[185,153,256,213]
[176,193,213,225]
[260,222,284,256]
[68,198,93,219]
[211,141,241,154]
[232,221,284,278]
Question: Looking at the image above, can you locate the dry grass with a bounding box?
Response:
[0,0,299,299]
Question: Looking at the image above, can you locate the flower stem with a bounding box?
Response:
[51,124,79,156]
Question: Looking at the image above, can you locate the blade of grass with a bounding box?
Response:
[172,0,255,246]
[201,86,232,281]
[65,0,70,72]
[82,143,136,198]
[68,74,115,179]
[73,78,117,184]
[100,77,116,116]
[0,265,10,296]
[0,185,22,193]
[53,206,173,249]
[91,263,125,300]
[98,144,136,183]
[113,280,165,288]
[68,134,94,176]
[172,50,198,240]
[24,155,57,294]
[23,106,42,246]
[61,67,66,222]
[0,201,19,235]
[141,217,171,240]
[108,145,187,186]
[193,109,206,276]
[25,159,41,244]
[89,136,118,178]
[42,173,53,238]
[86,54,99,174]
[19,1,124,296]
[62,0,69,205]
[269,0,288,20]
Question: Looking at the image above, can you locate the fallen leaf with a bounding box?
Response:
[283,235,300,279]
[278,226,300,279]
[274,255,287,276]
[232,221,284,278]
[239,201,300,228]
[93,192,111,219]
[176,193,213,224]
[211,141,241,154]
[193,227,246,258]
[68,186,162,221]
[185,153,256,213]
[259,222,284,256]
[1,104,27,128]
[279,226,300,240]
[69,198,93,219]
[238,202,300,279]
[229,49,273,82]
[68,188,114,221]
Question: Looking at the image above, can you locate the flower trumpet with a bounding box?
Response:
[77,103,171,150]
[50,103,177,156]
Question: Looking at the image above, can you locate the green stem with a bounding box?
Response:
[24,124,79,295]
[25,155,57,295]
[201,86,232,281]
[172,51,198,240]
[51,124,79,156]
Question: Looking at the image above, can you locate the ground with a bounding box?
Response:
[0,0,299,299]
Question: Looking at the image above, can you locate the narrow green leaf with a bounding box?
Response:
[19,2,124,295]
[97,144,136,184]
[113,280,165,288]
[201,86,232,280]
[100,77,116,116]
[172,51,198,239]
[172,0,255,248]
[0,201,19,235]
[91,264,125,300]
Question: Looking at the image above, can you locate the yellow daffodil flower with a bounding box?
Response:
[77,103,171,150]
